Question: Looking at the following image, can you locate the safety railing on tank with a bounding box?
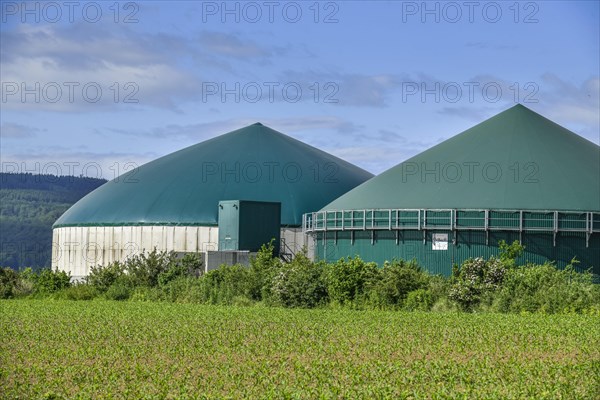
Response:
[302,209,600,247]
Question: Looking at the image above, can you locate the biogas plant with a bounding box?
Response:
[53,105,600,279]
[52,122,373,279]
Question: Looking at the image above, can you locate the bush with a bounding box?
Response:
[248,240,282,302]
[130,286,163,302]
[179,253,204,276]
[492,263,600,314]
[405,289,433,311]
[105,282,132,301]
[35,268,71,294]
[271,250,327,308]
[448,257,507,311]
[169,277,205,303]
[324,256,379,307]
[198,264,252,305]
[125,249,179,287]
[60,284,98,301]
[87,262,125,293]
[0,267,20,299]
[498,240,525,268]
[15,268,36,297]
[159,276,197,302]
[368,259,429,309]
[431,297,460,313]
[88,251,203,294]
[156,253,203,289]
[405,275,451,311]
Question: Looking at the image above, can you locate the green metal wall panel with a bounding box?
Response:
[239,201,281,254]
[523,212,553,230]
[424,211,452,228]
[489,211,520,229]
[558,213,586,230]
[218,201,240,250]
[218,200,281,253]
[456,210,485,228]
[316,231,599,276]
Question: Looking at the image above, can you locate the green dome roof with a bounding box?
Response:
[323,105,600,212]
[54,123,373,227]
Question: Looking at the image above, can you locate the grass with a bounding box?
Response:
[1,300,599,399]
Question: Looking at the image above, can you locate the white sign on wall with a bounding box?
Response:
[432,233,448,250]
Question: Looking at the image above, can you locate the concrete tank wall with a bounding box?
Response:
[52,226,313,279]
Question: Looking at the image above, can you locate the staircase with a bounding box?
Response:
[279,238,294,263]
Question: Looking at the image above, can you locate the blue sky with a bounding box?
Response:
[1,1,598,179]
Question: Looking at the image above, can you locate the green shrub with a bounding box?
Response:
[492,263,600,314]
[498,239,525,267]
[406,275,451,311]
[125,248,179,287]
[448,257,507,311]
[179,253,204,276]
[0,267,19,299]
[324,256,380,307]
[87,262,125,292]
[35,268,71,294]
[161,256,201,286]
[171,277,206,303]
[105,282,132,301]
[248,240,282,302]
[15,268,36,297]
[405,289,434,311]
[88,251,203,293]
[368,259,429,309]
[198,264,252,305]
[231,295,255,307]
[130,286,163,302]
[60,284,98,301]
[431,296,460,312]
[159,276,196,302]
[271,250,327,308]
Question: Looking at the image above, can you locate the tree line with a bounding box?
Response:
[0,173,106,269]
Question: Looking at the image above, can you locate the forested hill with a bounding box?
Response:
[0,173,107,269]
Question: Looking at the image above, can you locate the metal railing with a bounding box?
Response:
[303,209,599,235]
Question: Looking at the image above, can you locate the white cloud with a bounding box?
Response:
[0,23,201,112]
[0,122,43,139]
[323,145,423,175]
[198,31,271,59]
[106,116,362,141]
[278,70,402,107]
[538,75,600,136]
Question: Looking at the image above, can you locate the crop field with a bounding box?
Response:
[1,300,599,399]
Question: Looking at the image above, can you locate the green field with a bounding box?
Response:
[1,301,598,399]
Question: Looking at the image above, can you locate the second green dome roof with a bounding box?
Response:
[54,123,373,227]
[322,105,600,212]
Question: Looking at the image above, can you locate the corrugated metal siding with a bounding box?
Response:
[456,210,485,228]
[316,231,599,276]
[558,213,586,230]
[53,225,307,278]
[489,211,520,229]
